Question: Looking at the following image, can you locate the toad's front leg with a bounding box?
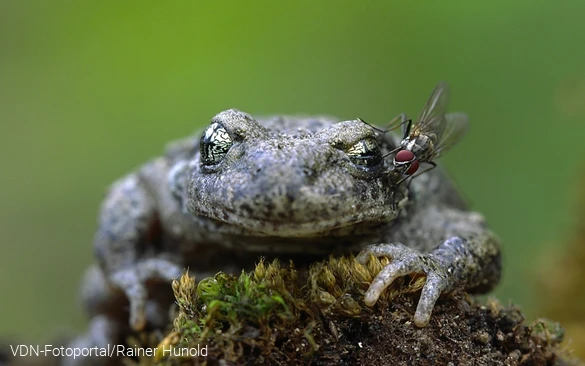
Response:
[94,173,183,331]
[356,206,501,327]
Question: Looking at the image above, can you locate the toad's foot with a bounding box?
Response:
[357,238,467,327]
[109,258,183,330]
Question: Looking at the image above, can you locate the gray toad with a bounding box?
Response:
[66,103,501,365]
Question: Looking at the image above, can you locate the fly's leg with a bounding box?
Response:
[396,161,437,186]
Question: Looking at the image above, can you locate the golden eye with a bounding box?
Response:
[199,122,233,166]
[346,138,382,168]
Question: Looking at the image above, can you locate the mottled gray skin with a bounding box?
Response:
[65,109,501,366]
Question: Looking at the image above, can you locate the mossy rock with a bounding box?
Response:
[122,256,581,366]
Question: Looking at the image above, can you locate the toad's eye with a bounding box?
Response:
[346,138,383,168]
[200,122,233,166]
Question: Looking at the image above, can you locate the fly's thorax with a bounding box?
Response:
[403,134,435,161]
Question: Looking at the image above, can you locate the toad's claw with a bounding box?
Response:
[109,258,183,331]
[357,243,449,327]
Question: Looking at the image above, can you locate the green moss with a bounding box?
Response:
[128,255,582,365]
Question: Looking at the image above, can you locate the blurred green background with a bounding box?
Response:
[1,1,585,340]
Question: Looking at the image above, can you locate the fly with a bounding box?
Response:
[386,82,469,184]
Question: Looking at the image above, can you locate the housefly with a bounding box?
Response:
[386,82,469,184]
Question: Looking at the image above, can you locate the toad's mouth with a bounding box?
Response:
[202,204,401,238]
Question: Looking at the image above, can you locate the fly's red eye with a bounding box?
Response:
[406,160,419,175]
[395,150,415,163]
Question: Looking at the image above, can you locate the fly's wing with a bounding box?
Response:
[384,113,410,138]
[432,112,469,157]
[413,82,451,142]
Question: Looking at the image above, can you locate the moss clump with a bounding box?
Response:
[126,256,580,366]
